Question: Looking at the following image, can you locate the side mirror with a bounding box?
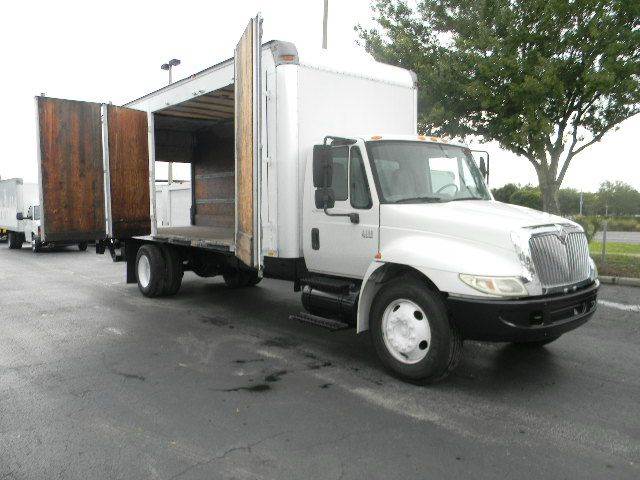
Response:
[16,212,24,221]
[313,145,333,188]
[479,158,487,178]
[315,188,335,210]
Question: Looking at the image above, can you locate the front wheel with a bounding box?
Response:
[370,276,462,384]
[78,242,88,252]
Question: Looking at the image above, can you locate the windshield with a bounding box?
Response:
[365,141,491,204]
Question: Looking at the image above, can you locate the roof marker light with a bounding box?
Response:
[371,135,382,140]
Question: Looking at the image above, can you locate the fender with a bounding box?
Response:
[356,233,524,333]
[356,261,385,333]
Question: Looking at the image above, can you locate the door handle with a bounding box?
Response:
[323,208,359,224]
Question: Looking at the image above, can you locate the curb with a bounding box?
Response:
[599,276,640,287]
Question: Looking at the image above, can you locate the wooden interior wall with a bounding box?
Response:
[192,132,235,229]
[154,128,195,164]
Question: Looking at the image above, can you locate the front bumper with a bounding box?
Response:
[446,281,599,342]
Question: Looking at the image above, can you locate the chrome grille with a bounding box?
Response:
[529,230,590,289]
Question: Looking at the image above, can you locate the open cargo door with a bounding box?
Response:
[105,105,150,238]
[234,14,263,269]
[36,97,150,243]
[36,97,106,242]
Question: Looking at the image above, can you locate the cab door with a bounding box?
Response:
[304,144,379,278]
[35,96,150,243]
[234,14,263,270]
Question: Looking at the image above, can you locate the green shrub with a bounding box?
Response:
[574,215,600,242]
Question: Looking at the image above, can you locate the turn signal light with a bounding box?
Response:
[370,135,383,140]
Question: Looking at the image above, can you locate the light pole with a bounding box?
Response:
[161,58,180,184]
[161,58,180,85]
[322,0,328,49]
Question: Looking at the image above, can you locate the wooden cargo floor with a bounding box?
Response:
[155,226,234,248]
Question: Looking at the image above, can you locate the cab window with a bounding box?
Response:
[349,147,372,209]
[330,146,349,201]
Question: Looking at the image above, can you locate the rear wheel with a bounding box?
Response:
[8,231,23,250]
[370,276,462,384]
[160,246,183,296]
[135,245,166,297]
[78,242,88,252]
[223,269,261,288]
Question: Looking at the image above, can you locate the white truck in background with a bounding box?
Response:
[0,178,87,252]
[155,182,192,228]
[31,15,599,383]
[0,178,40,250]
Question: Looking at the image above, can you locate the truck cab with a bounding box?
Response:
[302,134,598,381]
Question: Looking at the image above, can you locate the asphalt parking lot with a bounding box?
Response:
[1,245,639,479]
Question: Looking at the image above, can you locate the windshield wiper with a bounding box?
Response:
[451,197,485,201]
[393,196,442,204]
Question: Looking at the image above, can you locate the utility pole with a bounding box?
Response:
[579,191,583,215]
[322,0,328,49]
[161,58,181,184]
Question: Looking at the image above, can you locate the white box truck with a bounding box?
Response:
[33,15,598,382]
[0,178,88,252]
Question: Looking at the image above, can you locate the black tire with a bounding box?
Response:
[135,245,166,298]
[31,235,43,253]
[513,336,561,347]
[370,275,463,384]
[78,242,88,252]
[223,269,261,288]
[160,246,183,296]
[8,231,22,250]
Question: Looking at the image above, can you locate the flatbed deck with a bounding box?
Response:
[139,226,234,252]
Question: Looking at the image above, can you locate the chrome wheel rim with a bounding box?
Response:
[381,299,431,364]
[138,254,151,288]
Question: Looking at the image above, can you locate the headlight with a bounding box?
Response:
[589,258,598,280]
[459,274,528,297]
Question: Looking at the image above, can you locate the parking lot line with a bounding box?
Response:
[598,299,640,313]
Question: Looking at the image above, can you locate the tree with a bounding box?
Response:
[596,180,640,215]
[509,185,543,210]
[558,188,581,215]
[357,0,640,213]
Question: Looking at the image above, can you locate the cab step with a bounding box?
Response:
[289,312,351,331]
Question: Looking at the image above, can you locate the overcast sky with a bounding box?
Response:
[2,0,638,192]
